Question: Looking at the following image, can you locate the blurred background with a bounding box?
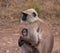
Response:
[0,0,60,53]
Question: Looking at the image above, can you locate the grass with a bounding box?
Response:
[28,0,41,17]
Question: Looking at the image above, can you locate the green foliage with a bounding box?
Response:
[29,0,41,16]
[33,3,41,16]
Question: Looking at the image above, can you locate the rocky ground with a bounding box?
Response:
[0,0,60,53]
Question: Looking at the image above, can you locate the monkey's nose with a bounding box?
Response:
[18,36,25,47]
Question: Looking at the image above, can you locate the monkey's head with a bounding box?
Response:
[18,25,40,47]
[21,8,39,24]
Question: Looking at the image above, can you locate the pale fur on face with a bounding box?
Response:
[21,8,39,24]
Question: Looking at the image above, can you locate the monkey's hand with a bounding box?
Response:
[18,36,25,47]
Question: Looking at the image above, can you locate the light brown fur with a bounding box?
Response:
[19,8,54,53]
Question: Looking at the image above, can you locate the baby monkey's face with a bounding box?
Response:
[18,26,39,47]
[18,28,28,47]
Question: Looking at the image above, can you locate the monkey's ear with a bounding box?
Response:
[32,12,36,17]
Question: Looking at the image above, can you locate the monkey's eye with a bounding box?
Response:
[22,28,28,36]
[32,12,36,17]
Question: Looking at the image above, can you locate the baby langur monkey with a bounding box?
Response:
[18,8,54,53]
[18,24,40,53]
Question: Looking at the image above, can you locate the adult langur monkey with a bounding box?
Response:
[18,8,54,53]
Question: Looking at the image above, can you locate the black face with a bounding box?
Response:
[22,13,28,21]
[18,28,28,47]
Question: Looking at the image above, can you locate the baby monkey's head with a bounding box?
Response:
[18,28,28,46]
[18,26,40,47]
